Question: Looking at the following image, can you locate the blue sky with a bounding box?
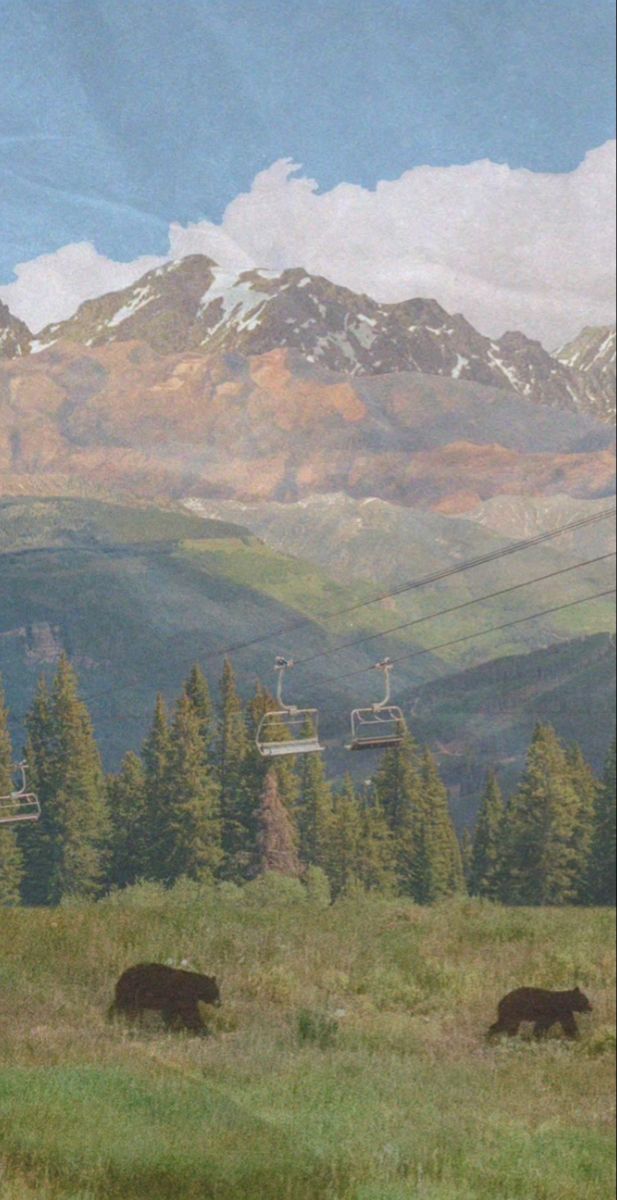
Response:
[1,0,615,282]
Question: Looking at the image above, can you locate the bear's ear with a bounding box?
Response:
[574,986,582,994]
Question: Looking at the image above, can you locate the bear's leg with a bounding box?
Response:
[560,1014,579,1039]
[112,1002,142,1029]
[533,1019,553,1039]
[161,1005,174,1029]
[177,1000,207,1035]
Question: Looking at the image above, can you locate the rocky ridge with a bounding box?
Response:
[9,254,614,422]
[0,301,32,360]
[0,342,613,510]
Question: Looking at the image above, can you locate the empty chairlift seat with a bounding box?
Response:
[346,659,405,752]
[256,658,325,758]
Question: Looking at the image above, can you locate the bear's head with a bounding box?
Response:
[571,987,592,1013]
[198,974,221,1007]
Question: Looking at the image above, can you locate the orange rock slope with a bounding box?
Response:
[0,341,613,508]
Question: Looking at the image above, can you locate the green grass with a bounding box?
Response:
[0,887,614,1199]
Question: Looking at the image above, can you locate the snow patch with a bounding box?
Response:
[487,348,523,390]
[108,286,155,328]
[199,269,273,334]
[451,354,469,379]
[353,321,377,349]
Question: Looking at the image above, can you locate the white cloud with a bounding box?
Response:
[1,142,615,346]
[0,243,166,333]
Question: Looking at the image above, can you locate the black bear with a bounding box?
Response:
[488,986,592,1039]
[109,962,221,1034]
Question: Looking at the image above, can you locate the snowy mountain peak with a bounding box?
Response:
[11,254,616,422]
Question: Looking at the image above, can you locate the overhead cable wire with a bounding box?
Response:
[329,587,617,683]
[293,551,616,667]
[199,506,616,659]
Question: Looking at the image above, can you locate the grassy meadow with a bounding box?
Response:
[0,882,614,1200]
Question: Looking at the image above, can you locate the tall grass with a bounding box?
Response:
[0,883,614,1199]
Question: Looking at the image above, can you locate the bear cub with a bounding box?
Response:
[109,962,221,1034]
[488,986,592,1039]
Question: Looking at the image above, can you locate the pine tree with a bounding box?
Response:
[0,828,25,906]
[217,659,252,877]
[183,665,216,761]
[296,737,334,869]
[372,733,423,897]
[19,677,56,905]
[256,769,301,877]
[107,752,148,889]
[166,696,223,882]
[141,694,173,881]
[469,771,506,899]
[22,657,110,903]
[589,738,616,905]
[418,749,465,902]
[0,678,24,906]
[566,743,600,903]
[502,724,582,905]
[327,775,364,897]
[358,791,397,894]
[460,829,474,890]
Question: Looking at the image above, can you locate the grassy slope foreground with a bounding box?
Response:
[0,888,614,1200]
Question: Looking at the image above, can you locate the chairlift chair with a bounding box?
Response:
[256,658,325,758]
[346,659,405,752]
[0,762,41,825]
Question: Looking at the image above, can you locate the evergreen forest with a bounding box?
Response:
[0,658,614,908]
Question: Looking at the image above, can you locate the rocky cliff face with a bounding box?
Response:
[557,326,616,374]
[0,341,613,510]
[0,301,32,360]
[555,326,616,422]
[21,255,615,422]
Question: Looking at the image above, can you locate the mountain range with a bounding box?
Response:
[0,340,614,512]
[1,255,615,421]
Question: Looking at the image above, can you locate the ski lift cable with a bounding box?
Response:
[197,505,616,660]
[329,586,617,684]
[291,550,616,668]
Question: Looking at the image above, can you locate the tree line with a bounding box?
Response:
[0,656,614,907]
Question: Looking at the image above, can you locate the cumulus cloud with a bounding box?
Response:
[0,242,166,333]
[1,142,615,346]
